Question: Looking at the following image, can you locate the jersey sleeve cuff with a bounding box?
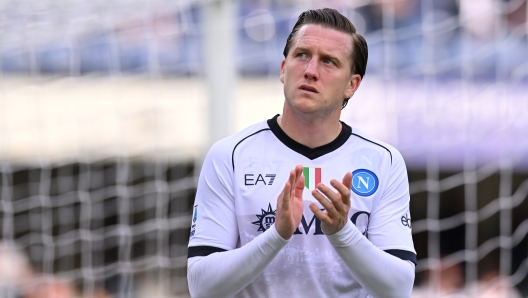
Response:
[326,220,360,247]
[268,224,291,246]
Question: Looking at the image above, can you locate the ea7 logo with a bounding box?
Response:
[245,174,276,185]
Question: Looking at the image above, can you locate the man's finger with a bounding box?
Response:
[341,172,352,205]
[284,169,298,204]
[286,165,302,199]
[316,183,343,212]
[295,165,304,178]
[292,165,303,190]
[294,173,305,197]
[309,203,330,222]
[311,188,336,215]
[330,177,351,206]
[282,180,292,209]
[342,172,352,188]
[288,169,296,185]
[277,189,284,206]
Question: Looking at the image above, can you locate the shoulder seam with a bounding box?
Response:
[351,133,393,164]
[232,128,271,171]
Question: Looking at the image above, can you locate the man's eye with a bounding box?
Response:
[296,53,306,58]
[323,59,334,65]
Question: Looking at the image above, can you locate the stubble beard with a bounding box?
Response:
[284,93,340,122]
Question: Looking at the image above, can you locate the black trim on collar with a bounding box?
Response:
[384,249,417,265]
[188,246,227,258]
[267,114,351,160]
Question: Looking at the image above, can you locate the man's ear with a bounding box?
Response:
[344,74,361,99]
[280,59,286,83]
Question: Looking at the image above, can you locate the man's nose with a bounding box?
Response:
[304,59,318,81]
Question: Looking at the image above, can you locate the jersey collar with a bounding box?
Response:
[267,114,351,160]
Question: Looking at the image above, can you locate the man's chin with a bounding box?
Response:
[287,101,340,119]
[288,97,317,110]
[290,102,319,114]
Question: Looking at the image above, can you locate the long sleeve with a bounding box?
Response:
[187,224,289,298]
[327,221,415,298]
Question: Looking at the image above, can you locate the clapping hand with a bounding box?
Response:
[309,172,352,235]
[275,165,305,240]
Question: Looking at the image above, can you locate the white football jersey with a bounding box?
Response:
[189,115,416,297]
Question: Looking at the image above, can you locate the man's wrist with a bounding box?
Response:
[326,220,358,248]
[269,224,291,244]
[275,224,293,240]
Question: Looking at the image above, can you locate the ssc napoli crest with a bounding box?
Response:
[351,169,379,197]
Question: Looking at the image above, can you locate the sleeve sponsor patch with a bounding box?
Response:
[190,205,198,237]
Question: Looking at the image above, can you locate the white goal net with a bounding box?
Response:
[0,0,527,297]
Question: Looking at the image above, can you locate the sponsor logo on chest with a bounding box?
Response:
[252,203,371,236]
[244,173,277,185]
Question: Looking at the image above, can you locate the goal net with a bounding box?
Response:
[0,0,527,297]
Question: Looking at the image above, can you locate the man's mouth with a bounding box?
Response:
[299,85,318,93]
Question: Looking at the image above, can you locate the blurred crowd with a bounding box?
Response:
[0,0,526,78]
[0,241,110,298]
[411,258,522,298]
[1,238,523,297]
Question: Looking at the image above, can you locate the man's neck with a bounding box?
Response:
[277,110,342,149]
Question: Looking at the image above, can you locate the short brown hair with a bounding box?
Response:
[283,8,368,108]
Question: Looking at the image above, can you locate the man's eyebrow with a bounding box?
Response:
[320,53,340,62]
[293,46,341,61]
[292,46,309,52]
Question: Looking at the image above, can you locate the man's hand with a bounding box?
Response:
[275,165,304,240]
[309,172,352,235]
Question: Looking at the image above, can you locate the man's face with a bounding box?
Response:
[280,24,361,117]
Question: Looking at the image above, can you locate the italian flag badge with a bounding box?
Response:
[303,167,321,189]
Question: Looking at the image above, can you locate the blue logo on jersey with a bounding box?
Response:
[351,169,378,197]
[190,205,198,237]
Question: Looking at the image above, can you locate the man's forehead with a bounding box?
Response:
[290,24,352,57]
